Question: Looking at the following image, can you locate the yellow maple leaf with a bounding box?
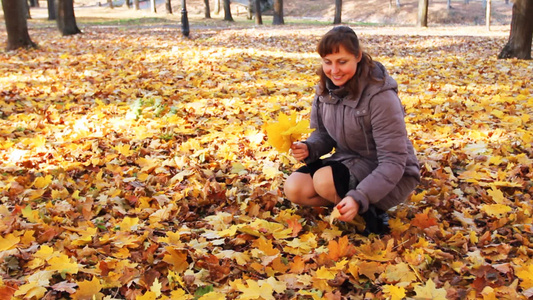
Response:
[487,187,509,204]
[119,216,139,231]
[22,206,40,223]
[382,284,406,300]
[72,277,103,300]
[113,143,134,157]
[137,291,157,300]
[71,227,98,246]
[13,281,47,299]
[315,266,336,280]
[0,233,20,251]
[163,247,189,273]
[515,264,533,289]
[481,204,512,217]
[150,278,162,297]
[236,279,274,300]
[329,207,341,225]
[357,261,385,281]
[33,175,53,188]
[384,262,417,284]
[413,278,447,300]
[170,289,192,300]
[198,292,226,300]
[47,254,79,275]
[264,112,314,153]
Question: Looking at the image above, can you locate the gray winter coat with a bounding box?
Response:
[304,62,420,213]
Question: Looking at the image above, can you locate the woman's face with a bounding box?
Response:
[322,45,361,87]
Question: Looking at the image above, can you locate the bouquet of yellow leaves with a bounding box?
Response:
[263,112,315,153]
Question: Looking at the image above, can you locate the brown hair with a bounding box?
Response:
[317,26,382,97]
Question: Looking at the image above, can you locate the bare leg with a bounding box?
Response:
[284,166,342,206]
[284,172,331,206]
[312,166,342,204]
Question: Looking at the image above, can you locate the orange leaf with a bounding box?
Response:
[411,209,438,229]
[71,277,103,300]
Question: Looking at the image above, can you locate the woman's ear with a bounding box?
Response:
[356,50,363,63]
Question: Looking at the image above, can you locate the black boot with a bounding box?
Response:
[361,206,390,236]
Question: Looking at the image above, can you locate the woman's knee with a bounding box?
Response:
[312,167,337,201]
[284,173,312,203]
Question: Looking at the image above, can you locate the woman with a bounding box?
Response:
[284,26,420,235]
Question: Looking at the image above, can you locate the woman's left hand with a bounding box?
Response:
[336,196,359,222]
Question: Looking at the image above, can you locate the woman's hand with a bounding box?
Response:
[291,142,309,161]
[336,196,359,222]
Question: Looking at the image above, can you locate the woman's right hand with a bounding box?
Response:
[291,142,309,161]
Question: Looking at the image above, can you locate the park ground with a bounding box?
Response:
[0,0,533,299]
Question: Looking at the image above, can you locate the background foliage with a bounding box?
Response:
[0,21,532,299]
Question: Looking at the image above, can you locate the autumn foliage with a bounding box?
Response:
[0,25,532,299]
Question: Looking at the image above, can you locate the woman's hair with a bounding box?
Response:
[317,26,381,97]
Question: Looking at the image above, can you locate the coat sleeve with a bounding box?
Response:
[346,90,407,213]
[303,95,336,163]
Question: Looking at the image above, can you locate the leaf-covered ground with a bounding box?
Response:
[0,25,532,299]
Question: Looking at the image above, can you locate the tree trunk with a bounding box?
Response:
[48,0,56,19]
[56,0,81,36]
[30,0,39,7]
[417,0,428,27]
[254,0,262,25]
[485,0,491,30]
[107,0,114,9]
[223,0,233,21]
[134,0,140,10]
[272,0,283,25]
[125,0,131,9]
[447,0,452,10]
[203,0,210,18]
[498,0,533,59]
[214,0,220,14]
[396,0,400,7]
[25,0,31,19]
[1,0,37,50]
[247,0,252,20]
[333,0,342,24]
[166,0,172,14]
[150,0,156,13]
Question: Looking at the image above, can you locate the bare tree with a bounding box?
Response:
[417,0,428,27]
[56,0,81,36]
[272,0,283,25]
[223,0,233,21]
[334,0,342,24]
[48,0,56,19]
[214,0,220,14]
[2,0,37,50]
[204,0,211,18]
[166,0,172,13]
[498,0,533,59]
[254,0,262,25]
[486,0,491,30]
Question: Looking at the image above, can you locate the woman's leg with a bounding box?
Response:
[312,166,343,204]
[284,172,331,206]
[284,166,342,206]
